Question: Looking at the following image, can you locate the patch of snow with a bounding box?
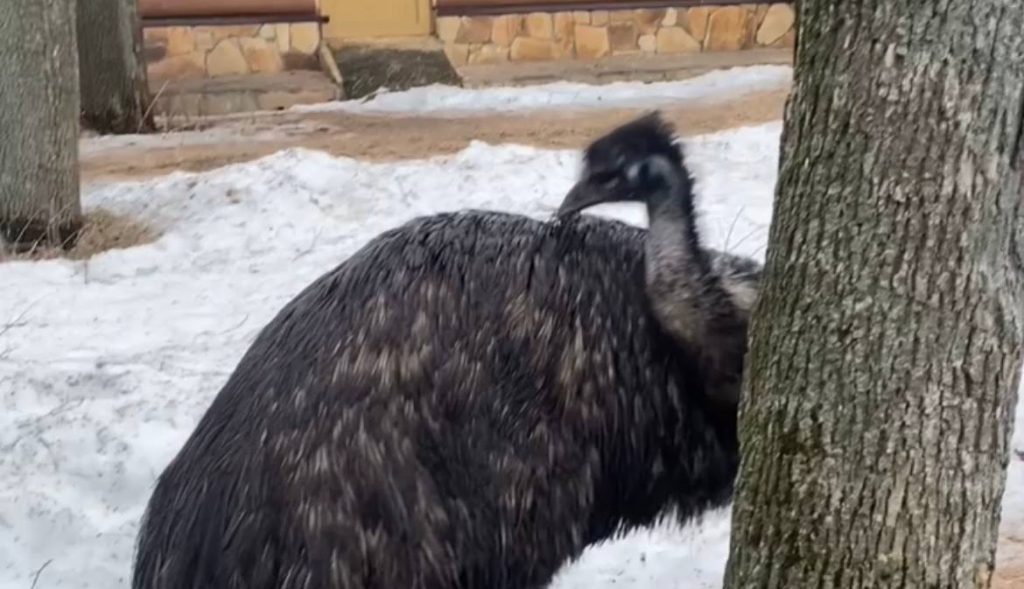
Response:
[294,65,793,116]
[551,508,734,589]
[1002,391,1024,538]
[2,119,1021,589]
[78,120,316,157]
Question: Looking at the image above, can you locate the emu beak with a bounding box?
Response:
[556,179,614,219]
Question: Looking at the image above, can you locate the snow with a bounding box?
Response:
[79,120,310,158]
[293,65,793,116]
[2,120,1021,589]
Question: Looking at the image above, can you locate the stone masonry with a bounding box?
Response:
[436,3,795,65]
[143,23,323,82]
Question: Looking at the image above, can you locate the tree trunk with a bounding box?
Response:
[723,1,1024,588]
[0,0,83,250]
[77,0,155,134]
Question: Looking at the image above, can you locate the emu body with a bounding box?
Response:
[133,212,757,589]
[133,113,762,589]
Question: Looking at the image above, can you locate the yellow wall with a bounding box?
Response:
[322,0,432,38]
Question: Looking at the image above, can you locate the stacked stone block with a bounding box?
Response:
[436,3,795,65]
[143,23,323,81]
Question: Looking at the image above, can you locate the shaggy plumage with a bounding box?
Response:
[132,113,761,589]
[559,112,753,405]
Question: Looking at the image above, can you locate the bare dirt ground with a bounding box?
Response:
[81,87,789,182]
[1000,535,1024,589]
[0,209,157,262]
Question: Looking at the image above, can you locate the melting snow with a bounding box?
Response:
[294,65,792,116]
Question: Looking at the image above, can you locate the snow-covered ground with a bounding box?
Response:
[296,64,792,116]
[2,93,1021,587]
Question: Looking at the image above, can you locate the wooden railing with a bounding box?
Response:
[435,0,782,16]
[138,0,327,26]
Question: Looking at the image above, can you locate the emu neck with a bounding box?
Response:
[644,170,750,406]
[643,174,713,347]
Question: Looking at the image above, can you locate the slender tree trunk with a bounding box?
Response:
[0,0,83,251]
[723,1,1024,588]
[77,0,155,134]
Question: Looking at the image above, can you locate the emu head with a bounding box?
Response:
[556,112,692,219]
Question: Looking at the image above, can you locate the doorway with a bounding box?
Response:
[321,0,432,39]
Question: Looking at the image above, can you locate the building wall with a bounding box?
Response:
[435,3,795,65]
[143,22,323,81]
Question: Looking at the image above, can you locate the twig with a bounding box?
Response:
[726,225,766,255]
[30,559,53,589]
[141,80,170,134]
[0,320,24,340]
[293,229,323,261]
[3,200,82,256]
[0,297,42,339]
[217,314,250,336]
[720,206,746,254]
[358,86,389,104]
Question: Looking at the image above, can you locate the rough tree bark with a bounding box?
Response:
[0,0,83,250]
[723,1,1024,588]
[77,0,155,134]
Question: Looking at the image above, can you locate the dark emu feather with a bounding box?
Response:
[132,112,762,589]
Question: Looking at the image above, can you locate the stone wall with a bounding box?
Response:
[436,3,794,65]
[143,23,323,81]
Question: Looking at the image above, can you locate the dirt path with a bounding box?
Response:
[80,87,789,182]
[998,531,1024,588]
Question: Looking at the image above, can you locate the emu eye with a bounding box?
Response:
[626,161,650,184]
[591,171,619,187]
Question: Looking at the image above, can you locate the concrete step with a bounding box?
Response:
[150,70,342,120]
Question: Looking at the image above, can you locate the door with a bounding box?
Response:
[322,0,432,38]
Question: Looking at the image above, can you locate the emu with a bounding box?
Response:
[132,112,762,589]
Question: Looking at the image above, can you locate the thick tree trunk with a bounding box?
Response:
[77,0,155,134]
[0,0,83,250]
[723,1,1024,588]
